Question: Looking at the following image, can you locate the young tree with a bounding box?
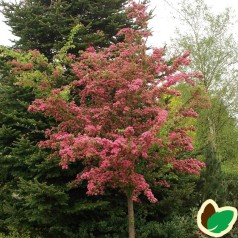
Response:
[10,2,205,237]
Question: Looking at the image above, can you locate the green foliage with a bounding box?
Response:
[0,0,141,236]
[198,145,227,205]
[136,209,238,238]
[0,231,42,238]
[222,159,238,176]
[223,173,238,208]
[195,98,238,205]
[0,0,237,236]
[134,208,201,238]
[1,0,133,59]
[170,0,238,207]
[195,97,238,163]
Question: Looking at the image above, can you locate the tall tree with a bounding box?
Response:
[0,0,140,236]
[1,0,134,59]
[12,2,206,237]
[167,0,238,203]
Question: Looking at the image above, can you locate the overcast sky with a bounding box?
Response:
[1,0,238,47]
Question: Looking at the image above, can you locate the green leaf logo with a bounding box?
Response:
[197,199,237,237]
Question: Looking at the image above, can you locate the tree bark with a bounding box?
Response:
[208,116,217,156]
[127,193,135,238]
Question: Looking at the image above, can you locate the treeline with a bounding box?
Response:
[0,0,238,238]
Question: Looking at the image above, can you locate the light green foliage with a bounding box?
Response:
[169,0,238,205]
[171,0,238,115]
[195,97,238,162]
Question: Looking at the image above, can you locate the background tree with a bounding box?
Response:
[1,0,136,60]
[167,0,238,204]
[0,0,140,236]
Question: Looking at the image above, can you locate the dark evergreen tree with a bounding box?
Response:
[199,144,227,205]
[0,0,138,236]
[0,44,130,238]
[1,0,132,60]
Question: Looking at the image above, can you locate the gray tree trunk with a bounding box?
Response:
[127,194,135,238]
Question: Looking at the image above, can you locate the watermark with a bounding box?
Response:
[197,199,237,237]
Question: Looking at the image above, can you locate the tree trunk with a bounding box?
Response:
[208,116,217,156]
[127,193,135,238]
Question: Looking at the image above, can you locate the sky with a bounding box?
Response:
[1,0,238,47]
[146,0,238,47]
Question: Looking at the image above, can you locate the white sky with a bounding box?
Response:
[1,0,238,47]
[147,0,238,47]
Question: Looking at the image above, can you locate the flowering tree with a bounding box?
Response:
[9,1,206,237]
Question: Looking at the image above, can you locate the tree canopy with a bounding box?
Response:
[1,0,135,59]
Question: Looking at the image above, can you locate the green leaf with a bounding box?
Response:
[207,210,234,233]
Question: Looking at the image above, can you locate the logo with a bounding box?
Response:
[197,199,237,237]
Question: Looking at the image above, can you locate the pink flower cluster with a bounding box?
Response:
[157,180,171,188]
[173,159,206,175]
[126,0,150,28]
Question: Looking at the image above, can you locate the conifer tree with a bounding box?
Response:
[0,0,138,236]
[1,0,133,59]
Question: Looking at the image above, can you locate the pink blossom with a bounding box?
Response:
[125,126,135,137]
[157,180,170,188]
[144,189,158,203]
[173,159,206,175]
